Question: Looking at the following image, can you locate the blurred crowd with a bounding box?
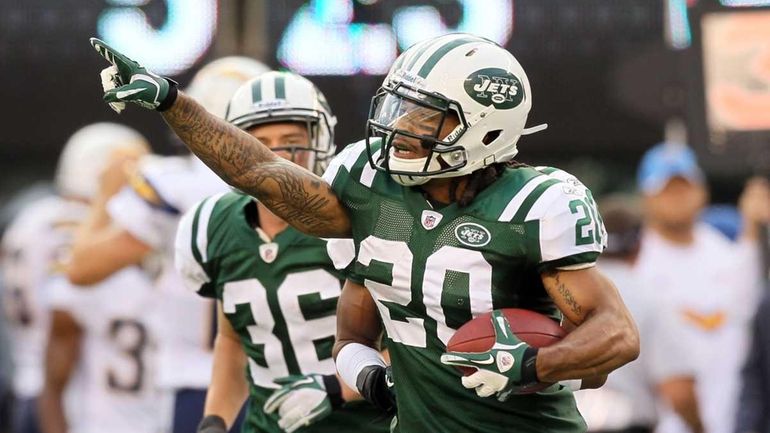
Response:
[0,51,769,433]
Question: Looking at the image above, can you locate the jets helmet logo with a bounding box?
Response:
[454,223,491,247]
[464,67,525,110]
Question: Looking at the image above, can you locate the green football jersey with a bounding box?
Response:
[322,141,607,433]
[176,192,389,433]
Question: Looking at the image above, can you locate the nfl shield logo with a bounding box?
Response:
[259,243,279,263]
[421,210,443,230]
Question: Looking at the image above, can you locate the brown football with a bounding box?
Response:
[446,308,567,394]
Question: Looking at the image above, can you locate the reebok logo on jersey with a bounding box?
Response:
[421,210,443,230]
[464,68,525,110]
[455,223,491,247]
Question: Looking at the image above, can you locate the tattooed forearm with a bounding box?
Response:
[553,273,582,317]
[161,94,351,237]
[536,267,640,382]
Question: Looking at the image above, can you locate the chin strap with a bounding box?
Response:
[521,123,548,135]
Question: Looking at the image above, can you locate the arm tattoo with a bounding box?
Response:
[161,94,350,237]
[549,272,583,317]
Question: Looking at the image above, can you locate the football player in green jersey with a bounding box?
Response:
[92,33,640,433]
[174,71,388,433]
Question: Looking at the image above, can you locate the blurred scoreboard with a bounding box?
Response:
[0,0,667,167]
[0,0,218,159]
[267,0,665,159]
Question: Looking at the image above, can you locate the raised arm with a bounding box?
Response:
[537,266,639,382]
[161,94,350,237]
[89,38,350,238]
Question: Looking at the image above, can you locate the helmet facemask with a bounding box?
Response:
[366,81,471,186]
[226,72,338,175]
[230,106,335,174]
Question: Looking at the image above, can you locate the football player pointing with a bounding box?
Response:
[91,33,639,432]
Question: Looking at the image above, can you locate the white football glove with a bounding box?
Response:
[263,374,343,433]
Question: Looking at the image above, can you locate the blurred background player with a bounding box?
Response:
[1,123,148,433]
[176,71,389,433]
[65,57,269,433]
[575,195,703,433]
[634,142,770,433]
[38,131,167,433]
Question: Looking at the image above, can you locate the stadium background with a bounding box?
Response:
[2,0,769,208]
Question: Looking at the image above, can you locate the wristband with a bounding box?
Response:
[197,415,227,433]
[520,347,540,386]
[322,374,344,409]
[356,365,396,413]
[156,78,179,112]
[335,342,385,391]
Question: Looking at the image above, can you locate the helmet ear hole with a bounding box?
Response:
[482,130,502,145]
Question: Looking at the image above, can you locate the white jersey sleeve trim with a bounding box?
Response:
[359,148,381,188]
[497,174,548,222]
[195,192,227,263]
[555,262,596,271]
[326,238,356,270]
[524,182,565,222]
[174,194,221,292]
[321,140,367,185]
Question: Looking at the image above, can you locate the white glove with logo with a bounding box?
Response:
[263,374,343,433]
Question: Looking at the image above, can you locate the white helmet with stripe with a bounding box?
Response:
[225,71,337,175]
[186,56,270,119]
[55,122,149,200]
[367,33,547,186]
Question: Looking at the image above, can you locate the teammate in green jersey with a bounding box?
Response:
[174,71,389,433]
[92,33,640,433]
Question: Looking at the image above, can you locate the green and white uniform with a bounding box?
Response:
[323,141,607,433]
[175,192,388,433]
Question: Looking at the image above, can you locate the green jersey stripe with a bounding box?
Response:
[417,37,477,78]
[404,39,436,73]
[195,192,227,262]
[274,75,286,99]
[511,178,561,223]
[251,78,263,103]
[497,174,549,222]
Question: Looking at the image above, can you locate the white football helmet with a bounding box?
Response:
[226,71,337,175]
[186,56,271,119]
[55,122,149,200]
[366,33,547,186]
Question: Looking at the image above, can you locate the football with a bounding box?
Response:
[446,308,567,393]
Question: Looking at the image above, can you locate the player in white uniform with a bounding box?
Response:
[1,123,148,433]
[66,57,269,433]
[46,268,163,433]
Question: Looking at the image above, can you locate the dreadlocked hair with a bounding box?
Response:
[452,160,530,207]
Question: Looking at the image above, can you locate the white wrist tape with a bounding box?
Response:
[560,379,583,392]
[335,343,385,392]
